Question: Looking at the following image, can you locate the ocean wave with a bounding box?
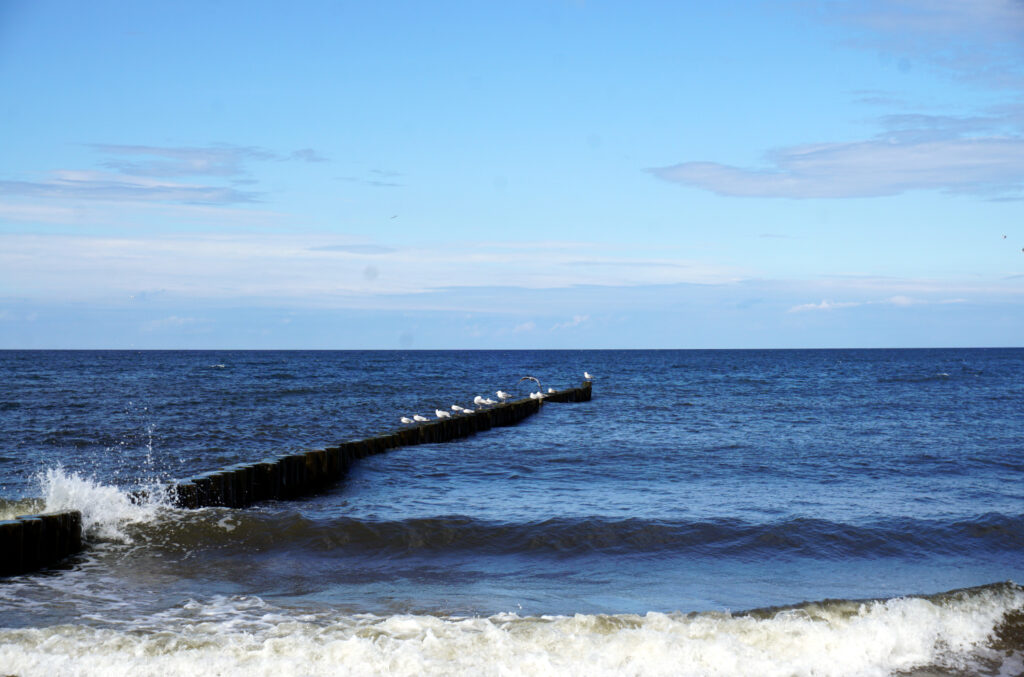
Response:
[122,511,1024,560]
[0,582,1020,676]
[877,372,954,384]
[18,467,1024,560]
[35,466,172,543]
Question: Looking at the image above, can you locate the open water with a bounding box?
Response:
[0,349,1022,676]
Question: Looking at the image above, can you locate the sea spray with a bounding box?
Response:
[38,466,168,543]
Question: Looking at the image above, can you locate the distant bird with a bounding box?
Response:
[518,376,541,389]
[400,417,414,424]
[462,407,475,413]
[496,390,511,401]
[547,387,556,394]
[413,414,429,422]
[529,391,545,400]
[473,395,487,406]
[584,371,592,380]
[435,409,452,419]
[451,404,465,412]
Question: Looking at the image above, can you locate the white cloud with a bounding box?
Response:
[650,1,1024,200]
[0,233,744,308]
[650,136,1024,199]
[788,295,968,313]
[788,299,865,313]
[0,169,259,205]
[825,0,1024,88]
[551,314,590,330]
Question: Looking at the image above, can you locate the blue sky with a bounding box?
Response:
[0,0,1022,348]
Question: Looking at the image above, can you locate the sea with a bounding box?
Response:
[0,348,1021,676]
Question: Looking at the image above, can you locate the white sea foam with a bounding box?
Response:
[37,466,168,543]
[0,585,1020,677]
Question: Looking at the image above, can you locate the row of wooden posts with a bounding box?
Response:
[0,382,592,576]
[170,385,591,509]
[0,511,83,577]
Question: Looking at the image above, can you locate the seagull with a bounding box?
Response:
[451,404,466,412]
[529,391,545,400]
[547,387,556,393]
[473,395,487,406]
[400,416,414,424]
[518,376,541,389]
[413,414,429,422]
[496,390,511,401]
[584,371,592,380]
[435,409,452,419]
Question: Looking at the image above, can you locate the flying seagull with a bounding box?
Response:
[518,376,541,389]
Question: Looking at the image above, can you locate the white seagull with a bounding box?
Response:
[413,414,429,422]
[435,409,452,419]
[451,404,466,412]
[400,416,415,424]
[529,391,545,400]
[496,390,511,401]
[547,387,556,393]
[584,371,592,380]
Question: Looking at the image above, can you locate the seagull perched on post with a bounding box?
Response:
[400,416,415,424]
[496,390,511,402]
[451,404,465,412]
[435,409,452,419]
[584,371,593,381]
[413,414,429,422]
[474,395,496,407]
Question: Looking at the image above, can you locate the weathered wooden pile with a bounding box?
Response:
[0,510,83,576]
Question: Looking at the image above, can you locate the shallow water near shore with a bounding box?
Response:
[1,349,1022,675]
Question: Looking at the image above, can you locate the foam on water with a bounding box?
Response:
[1,584,1020,677]
[37,466,168,543]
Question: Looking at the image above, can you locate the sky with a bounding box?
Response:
[0,0,1022,349]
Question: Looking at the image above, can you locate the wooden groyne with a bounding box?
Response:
[170,381,592,510]
[0,511,83,577]
[1,381,592,576]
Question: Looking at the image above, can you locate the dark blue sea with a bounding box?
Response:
[1,349,1022,675]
